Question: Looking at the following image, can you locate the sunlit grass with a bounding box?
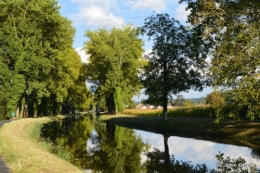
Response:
[0,117,84,173]
[123,106,215,118]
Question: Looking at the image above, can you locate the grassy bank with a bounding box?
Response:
[0,117,83,173]
[1,114,260,172]
[100,115,260,149]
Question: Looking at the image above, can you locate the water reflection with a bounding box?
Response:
[41,116,94,168]
[41,116,149,172]
[86,123,149,172]
[135,130,260,170]
[41,116,260,172]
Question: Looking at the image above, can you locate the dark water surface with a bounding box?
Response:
[40,115,260,172]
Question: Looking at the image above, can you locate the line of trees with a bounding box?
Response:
[0,0,91,118]
[1,0,259,121]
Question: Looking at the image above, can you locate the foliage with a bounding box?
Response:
[205,90,253,122]
[145,149,258,173]
[114,86,124,113]
[0,0,86,117]
[205,90,224,107]
[141,13,210,120]
[173,95,185,107]
[145,148,209,173]
[184,99,195,107]
[216,152,257,173]
[181,0,260,120]
[84,26,144,114]
[64,63,93,113]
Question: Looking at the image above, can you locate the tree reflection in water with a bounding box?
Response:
[41,115,94,168]
[41,116,259,173]
[86,123,150,173]
[144,134,258,173]
[251,148,260,160]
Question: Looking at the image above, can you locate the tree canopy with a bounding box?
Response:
[84,26,144,114]
[141,13,210,120]
[181,0,260,120]
[0,0,89,118]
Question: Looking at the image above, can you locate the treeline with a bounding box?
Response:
[1,0,260,121]
[0,0,92,119]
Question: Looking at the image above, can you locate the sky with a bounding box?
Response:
[58,0,213,101]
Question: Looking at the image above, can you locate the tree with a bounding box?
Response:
[175,95,185,107]
[141,13,209,120]
[205,90,224,107]
[180,0,260,120]
[62,63,93,114]
[184,99,195,107]
[84,26,144,114]
[0,0,83,117]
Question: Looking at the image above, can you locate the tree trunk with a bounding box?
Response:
[106,123,116,140]
[163,98,168,121]
[163,55,168,121]
[106,95,116,114]
[28,101,34,117]
[164,134,170,172]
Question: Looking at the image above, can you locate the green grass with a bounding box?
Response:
[0,117,84,173]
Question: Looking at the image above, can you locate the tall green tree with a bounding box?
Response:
[62,63,93,114]
[181,0,260,120]
[141,13,209,120]
[0,0,83,117]
[84,26,144,114]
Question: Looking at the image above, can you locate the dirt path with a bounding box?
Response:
[0,120,13,173]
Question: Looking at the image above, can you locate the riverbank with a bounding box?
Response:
[100,115,260,149]
[1,115,260,172]
[0,117,83,173]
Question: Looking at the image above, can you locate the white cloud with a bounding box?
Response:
[132,0,166,13]
[78,6,124,27]
[175,4,190,22]
[70,0,124,27]
[75,47,89,63]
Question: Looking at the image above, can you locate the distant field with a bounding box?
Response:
[123,108,161,114]
[123,108,179,114]
[123,106,215,118]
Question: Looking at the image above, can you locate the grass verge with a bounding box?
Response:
[0,117,84,173]
[99,115,260,149]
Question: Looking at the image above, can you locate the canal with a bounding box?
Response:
[40,115,260,172]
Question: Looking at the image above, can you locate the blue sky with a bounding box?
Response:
[58,0,213,100]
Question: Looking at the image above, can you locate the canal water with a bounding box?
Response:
[40,115,260,172]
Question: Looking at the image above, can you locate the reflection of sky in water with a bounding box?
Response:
[86,130,97,150]
[135,130,260,169]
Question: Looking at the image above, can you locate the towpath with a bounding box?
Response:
[0,120,13,173]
